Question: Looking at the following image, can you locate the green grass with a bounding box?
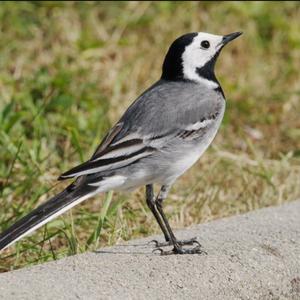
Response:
[0,1,300,272]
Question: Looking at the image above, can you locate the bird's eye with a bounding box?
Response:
[201,40,210,49]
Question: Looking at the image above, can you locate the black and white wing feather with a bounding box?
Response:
[59,80,223,180]
[59,125,156,179]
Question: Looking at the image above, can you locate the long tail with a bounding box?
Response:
[0,182,98,252]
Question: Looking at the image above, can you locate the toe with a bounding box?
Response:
[148,239,159,247]
[152,247,163,254]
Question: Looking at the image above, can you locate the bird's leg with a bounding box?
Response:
[154,185,205,255]
[154,185,195,246]
[145,185,170,242]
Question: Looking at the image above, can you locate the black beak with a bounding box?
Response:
[222,32,243,45]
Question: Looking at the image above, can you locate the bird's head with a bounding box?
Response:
[161,31,242,87]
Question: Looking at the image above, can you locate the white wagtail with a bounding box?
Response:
[0,31,242,255]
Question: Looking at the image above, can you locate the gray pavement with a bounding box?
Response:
[0,201,300,300]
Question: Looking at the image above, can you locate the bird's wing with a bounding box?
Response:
[113,79,224,147]
[59,80,223,180]
[91,122,123,159]
[58,122,156,179]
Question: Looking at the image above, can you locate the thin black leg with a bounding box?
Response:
[155,185,177,243]
[154,185,205,255]
[145,185,170,242]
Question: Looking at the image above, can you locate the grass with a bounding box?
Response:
[0,1,300,272]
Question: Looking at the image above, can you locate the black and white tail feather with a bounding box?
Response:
[0,182,98,251]
[0,121,156,251]
[0,31,242,253]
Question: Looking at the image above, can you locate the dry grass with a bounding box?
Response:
[0,1,300,272]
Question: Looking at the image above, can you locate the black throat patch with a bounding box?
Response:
[195,51,225,98]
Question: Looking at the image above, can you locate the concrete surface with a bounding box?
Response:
[0,201,300,300]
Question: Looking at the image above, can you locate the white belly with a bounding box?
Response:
[112,105,225,190]
[157,108,225,185]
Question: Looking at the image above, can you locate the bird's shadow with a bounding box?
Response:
[94,242,161,255]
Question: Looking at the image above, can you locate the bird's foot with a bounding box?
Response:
[149,237,198,248]
[149,237,207,255]
[153,240,207,255]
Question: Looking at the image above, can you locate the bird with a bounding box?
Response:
[0,31,242,255]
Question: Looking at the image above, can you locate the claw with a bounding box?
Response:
[148,239,159,246]
[152,247,163,254]
[192,240,201,247]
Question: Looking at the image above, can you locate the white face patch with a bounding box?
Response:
[181,32,223,87]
